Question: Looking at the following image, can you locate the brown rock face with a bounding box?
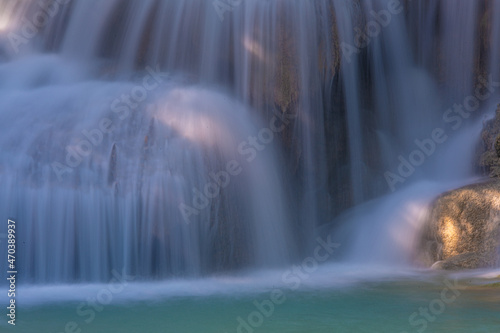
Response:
[479,104,500,177]
[419,180,500,270]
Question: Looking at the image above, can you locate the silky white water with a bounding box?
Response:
[0,0,498,288]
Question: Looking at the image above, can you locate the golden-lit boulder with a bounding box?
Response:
[419,180,500,270]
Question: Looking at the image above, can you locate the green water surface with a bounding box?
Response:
[8,280,500,333]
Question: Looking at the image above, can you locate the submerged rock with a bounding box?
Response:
[419,180,500,270]
[430,252,489,270]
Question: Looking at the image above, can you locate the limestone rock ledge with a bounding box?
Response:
[418,180,500,270]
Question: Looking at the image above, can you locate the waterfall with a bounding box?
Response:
[0,54,297,282]
[491,1,500,82]
[337,0,499,265]
[0,0,498,283]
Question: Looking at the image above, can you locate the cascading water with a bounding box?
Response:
[0,54,296,282]
[336,0,500,265]
[490,0,500,82]
[0,0,499,285]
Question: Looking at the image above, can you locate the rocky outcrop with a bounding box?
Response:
[419,104,500,270]
[419,180,500,270]
[479,104,500,177]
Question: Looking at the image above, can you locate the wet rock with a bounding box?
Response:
[430,252,489,270]
[479,104,500,177]
[419,180,500,270]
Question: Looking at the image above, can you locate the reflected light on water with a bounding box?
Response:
[390,201,430,255]
[0,16,10,32]
[154,88,241,149]
[243,36,267,62]
[0,0,17,33]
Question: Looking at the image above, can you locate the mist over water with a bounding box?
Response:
[0,0,499,289]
